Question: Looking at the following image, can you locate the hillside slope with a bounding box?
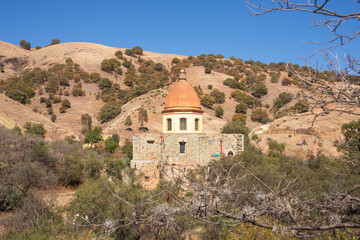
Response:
[0,40,357,158]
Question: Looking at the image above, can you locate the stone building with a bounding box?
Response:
[131,69,244,188]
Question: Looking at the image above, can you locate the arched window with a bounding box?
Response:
[180,118,187,130]
[195,118,199,131]
[167,118,172,131]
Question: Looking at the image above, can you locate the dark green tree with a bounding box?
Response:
[138,108,148,128]
[215,106,224,117]
[105,137,119,153]
[251,84,268,98]
[221,120,250,136]
[98,78,113,90]
[61,98,71,109]
[115,50,123,59]
[84,126,103,148]
[58,154,84,186]
[19,40,31,50]
[132,46,143,55]
[98,101,122,123]
[125,115,132,127]
[50,39,60,45]
[210,89,226,104]
[81,114,92,135]
[200,94,215,109]
[235,103,248,114]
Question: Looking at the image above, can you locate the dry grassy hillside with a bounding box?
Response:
[0,40,357,158]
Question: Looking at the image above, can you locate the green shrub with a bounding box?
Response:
[270,72,280,83]
[81,114,92,135]
[90,72,101,83]
[200,94,215,108]
[293,100,309,113]
[98,78,113,90]
[273,92,293,113]
[172,58,181,64]
[235,103,248,114]
[101,58,121,73]
[210,89,226,104]
[50,39,60,45]
[104,157,125,180]
[221,120,250,136]
[232,91,262,109]
[45,98,52,108]
[19,40,31,50]
[223,78,244,90]
[251,84,268,98]
[232,113,247,123]
[59,106,66,113]
[47,107,53,115]
[51,114,56,122]
[23,122,47,137]
[208,84,213,90]
[125,49,134,56]
[35,46,42,50]
[125,116,132,127]
[61,98,71,109]
[267,139,285,156]
[85,155,104,178]
[138,108,148,128]
[338,119,360,164]
[215,106,224,117]
[105,137,119,153]
[114,66,123,75]
[72,83,85,96]
[58,155,84,186]
[98,101,122,123]
[67,178,121,226]
[132,46,143,55]
[84,126,103,147]
[281,78,292,86]
[121,139,133,160]
[205,67,211,74]
[115,50,123,59]
[251,108,269,123]
[122,60,133,68]
[6,89,28,104]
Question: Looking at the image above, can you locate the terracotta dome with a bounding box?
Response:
[164,79,201,110]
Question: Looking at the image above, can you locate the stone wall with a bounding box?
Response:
[131,133,244,187]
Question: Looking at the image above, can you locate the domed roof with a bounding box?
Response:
[164,70,201,110]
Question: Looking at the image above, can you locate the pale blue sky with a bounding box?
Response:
[1,0,359,68]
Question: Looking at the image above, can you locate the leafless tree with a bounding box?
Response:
[246,0,360,53]
[70,156,360,238]
[245,1,360,127]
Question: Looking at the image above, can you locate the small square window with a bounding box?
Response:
[179,142,186,154]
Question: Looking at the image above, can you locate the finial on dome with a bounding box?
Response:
[179,68,186,80]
